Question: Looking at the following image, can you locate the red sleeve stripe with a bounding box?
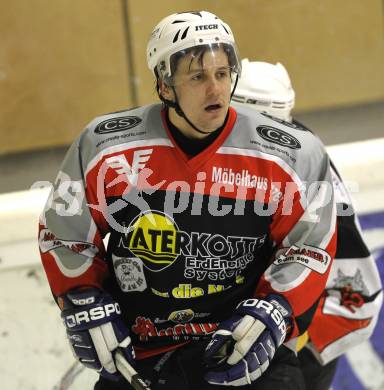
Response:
[41,250,107,295]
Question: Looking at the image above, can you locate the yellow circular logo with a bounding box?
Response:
[127,211,179,271]
[168,309,195,323]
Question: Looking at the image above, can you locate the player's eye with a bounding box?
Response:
[216,68,230,79]
[191,72,203,82]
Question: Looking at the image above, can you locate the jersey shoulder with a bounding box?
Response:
[76,104,167,161]
[229,103,328,180]
[82,103,164,145]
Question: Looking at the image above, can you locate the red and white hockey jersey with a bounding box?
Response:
[39,103,337,356]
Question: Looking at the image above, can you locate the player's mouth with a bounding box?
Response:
[205,103,223,113]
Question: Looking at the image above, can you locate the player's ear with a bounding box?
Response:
[159,80,174,101]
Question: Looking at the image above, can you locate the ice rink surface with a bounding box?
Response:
[1,139,383,390]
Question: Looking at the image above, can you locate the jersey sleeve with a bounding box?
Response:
[306,163,383,363]
[38,132,110,298]
[255,139,337,339]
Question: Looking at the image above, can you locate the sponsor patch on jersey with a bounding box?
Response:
[120,210,266,278]
[112,255,147,292]
[168,309,195,323]
[131,316,218,341]
[95,116,142,134]
[39,228,98,256]
[328,268,371,313]
[122,211,180,272]
[105,148,153,186]
[171,283,230,298]
[274,245,331,274]
[256,125,301,149]
[211,166,268,189]
[151,287,170,298]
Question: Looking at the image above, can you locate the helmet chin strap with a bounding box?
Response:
[159,74,240,136]
[231,74,240,100]
[162,89,211,135]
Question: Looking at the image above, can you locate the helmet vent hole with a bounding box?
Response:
[181,27,189,40]
[221,24,229,34]
[173,30,181,43]
[272,102,286,108]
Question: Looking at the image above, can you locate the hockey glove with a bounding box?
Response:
[204,294,292,387]
[60,287,135,381]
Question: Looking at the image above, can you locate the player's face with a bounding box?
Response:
[165,47,232,138]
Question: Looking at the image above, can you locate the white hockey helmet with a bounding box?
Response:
[233,59,295,122]
[147,11,241,85]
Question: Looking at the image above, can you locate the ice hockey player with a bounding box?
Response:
[233,58,383,390]
[39,11,338,389]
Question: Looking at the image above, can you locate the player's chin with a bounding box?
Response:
[202,110,227,130]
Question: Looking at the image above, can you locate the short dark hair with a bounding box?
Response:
[169,43,237,78]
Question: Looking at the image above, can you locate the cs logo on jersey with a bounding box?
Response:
[95,116,142,134]
[125,210,180,272]
[256,126,301,149]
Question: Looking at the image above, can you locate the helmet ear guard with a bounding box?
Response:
[233,59,295,122]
